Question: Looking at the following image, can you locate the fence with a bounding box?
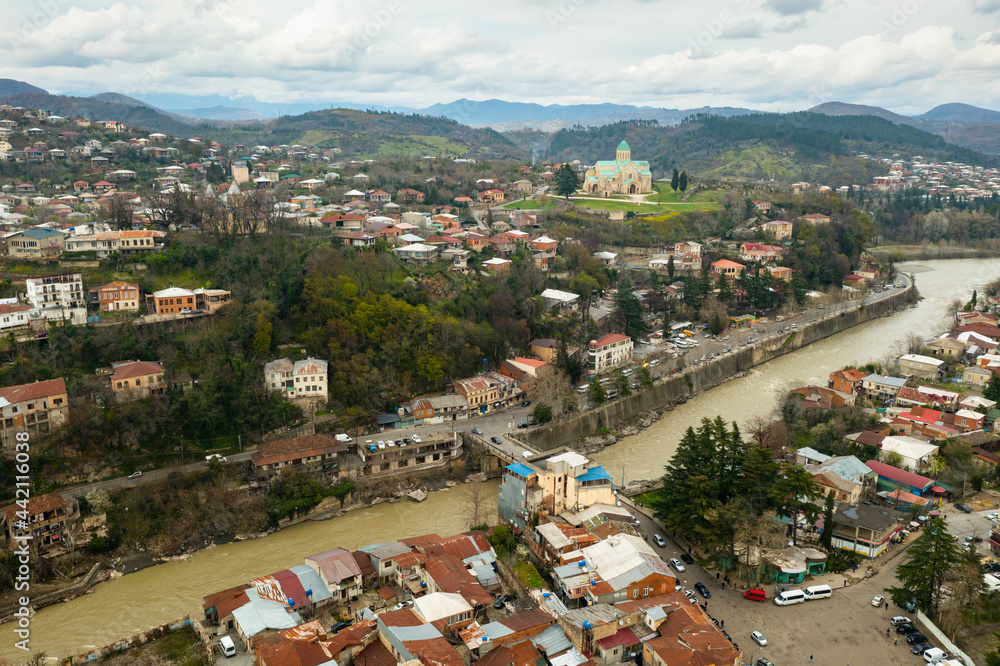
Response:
[915,610,976,666]
[62,614,200,665]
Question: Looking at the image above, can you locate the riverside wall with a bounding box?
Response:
[524,285,916,451]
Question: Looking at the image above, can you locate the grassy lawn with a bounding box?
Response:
[514,561,545,589]
[569,187,721,214]
[98,626,206,666]
[503,198,557,210]
[632,490,658,508]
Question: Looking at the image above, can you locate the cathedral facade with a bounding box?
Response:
[583,140,653,195]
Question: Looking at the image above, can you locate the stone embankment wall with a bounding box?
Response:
[524,285,916,451]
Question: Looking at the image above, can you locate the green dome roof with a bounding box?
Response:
[617,140,630,151]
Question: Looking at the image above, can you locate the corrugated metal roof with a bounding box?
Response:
[231,589,301,638]
[289,565,333,603]
[530,624,573,655]
[414,592,472,623]
[549,648,588,666]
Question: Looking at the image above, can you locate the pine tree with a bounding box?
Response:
[667,255,675,279]
[679,171,688,192]
[820,490,835,549]
[887,517,961,614]
[554,163,580,199]
[670,169,679,192]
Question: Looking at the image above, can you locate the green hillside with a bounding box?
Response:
[542,114,999,185]
[212,109,528,160]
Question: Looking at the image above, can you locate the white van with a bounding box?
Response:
[923,648,947,663]
[774,589,806,606]
[219,636,237,657]
[804,584,832,600]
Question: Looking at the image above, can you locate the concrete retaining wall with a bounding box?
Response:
[524,285,916,452]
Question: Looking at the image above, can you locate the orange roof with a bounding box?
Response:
[512,357,547,369]
[710,259,746,269]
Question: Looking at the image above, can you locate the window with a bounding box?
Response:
[633,589,639,598]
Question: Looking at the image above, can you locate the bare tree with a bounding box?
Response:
[465,482,489,528]
[100,195,136,230]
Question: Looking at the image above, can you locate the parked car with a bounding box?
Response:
[910,642,933,656]
[331,620,353,633]
[219,636,237,657]
[955,503,973,513]
[652,534,666,548]
[896,623,918,635]
[493,594,512,609]
[694,582,711,598]
[988,512,998,520]
[669,558,686,572]
[871,595,884,607]
[128,471,142,479]
[906,632,928,645]
[393,600,414,610]
[986,562,1000,573]
[750,631,767,646]
[490,437,502,445]
[471,428,483,435]
[520,401,531,407]
[683,589,699,604]
[411,434,422,443]
[180,308,193,314]
[205,454,227,463]
[756,658,775,666]
[680,553,694,565]
[517,423,529,429]
[890,616,912,626]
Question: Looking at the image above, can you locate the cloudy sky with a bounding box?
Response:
[3,0,1000,113]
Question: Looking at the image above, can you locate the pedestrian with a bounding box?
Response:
[885,602,889,610]
[886,628,890,637]
[894,638,898,646]
[720,620,724,629]
[809,657,813,664]
[716,572,720,580]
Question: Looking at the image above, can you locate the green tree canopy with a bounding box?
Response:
[554,163,581,199]
[886,517,962,615]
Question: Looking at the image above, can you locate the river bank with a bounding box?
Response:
[11,258,1000,662]
[525,277,917,452]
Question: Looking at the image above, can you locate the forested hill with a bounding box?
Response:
[540,113,998,184]
[0,91,202,136]
[211,109,528,160]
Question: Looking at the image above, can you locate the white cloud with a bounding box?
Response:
[0,0,998,113]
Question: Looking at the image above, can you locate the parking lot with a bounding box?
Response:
[626,503,927,666]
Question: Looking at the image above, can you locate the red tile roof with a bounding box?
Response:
[593,333,629,348]
[597,626,639,650]
[1,492,67,521]
[250,434,348,467]
[0,378,67,404]
[110,361,164,382]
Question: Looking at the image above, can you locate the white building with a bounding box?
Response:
[588,333,633,373]
[878,435,939,472]
[540,288,580,313]
[898,354,945,380]
[63,230,166,258]
[25,273,86,320]
[265,357,328,404]
[0,303,31,332]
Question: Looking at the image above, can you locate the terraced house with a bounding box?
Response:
[63,229,166,258]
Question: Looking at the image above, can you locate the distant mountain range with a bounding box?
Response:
[808,101,1000,153]
[2,77,1000,155]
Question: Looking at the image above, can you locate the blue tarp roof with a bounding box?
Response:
[576,466,612,482]
[506,462,534,477]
